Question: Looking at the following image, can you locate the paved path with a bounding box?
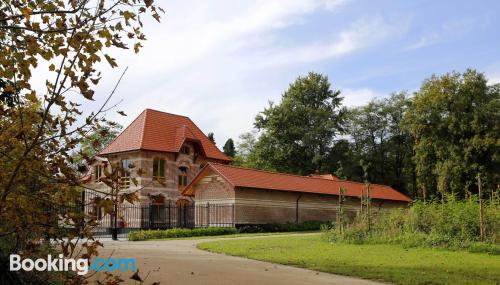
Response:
[93,234,387,285]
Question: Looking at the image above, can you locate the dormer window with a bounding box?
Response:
[181,146,190,155]
[153,158,165,181]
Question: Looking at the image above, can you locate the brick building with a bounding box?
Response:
[183,163,412,225]
[85,109,231,206]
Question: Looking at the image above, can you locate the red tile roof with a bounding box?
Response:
[184,163,412,202]
[99,109,231,161]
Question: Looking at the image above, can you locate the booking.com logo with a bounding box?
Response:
[10,254,136,275]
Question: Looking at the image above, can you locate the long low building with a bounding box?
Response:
[183,163,412,225]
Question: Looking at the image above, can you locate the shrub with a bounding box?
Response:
[128,227,238,241]
[238,221,324,233]
[323,196,500,254]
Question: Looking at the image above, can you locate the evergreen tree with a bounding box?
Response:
[207,132,216,144]
[223,138,236,157]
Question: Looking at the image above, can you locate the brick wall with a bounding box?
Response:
[189,175,408,226]
[87,143,220,205]
[233,188,407,224]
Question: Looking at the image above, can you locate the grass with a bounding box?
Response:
[198,235,500,285]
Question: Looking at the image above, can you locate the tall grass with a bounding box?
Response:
[323,196,500,254]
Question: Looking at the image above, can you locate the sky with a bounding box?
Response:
[86,0,500,146]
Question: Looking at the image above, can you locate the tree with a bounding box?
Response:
[337,93,415,196]
[73,120,123,164]
[253,72,345,175]
[403,69,499,199]
[0,0,163,283]
[223,138,236,157]
[207,132,216,144]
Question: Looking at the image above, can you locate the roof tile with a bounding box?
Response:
[186,163,412,202]
[99,109,230,161]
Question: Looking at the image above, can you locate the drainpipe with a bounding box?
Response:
[296,194,303,224]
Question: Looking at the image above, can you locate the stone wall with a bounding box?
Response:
[233,187,407,224]
[87,142,219,205]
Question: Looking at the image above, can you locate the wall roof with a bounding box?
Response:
[184,163,412,202]
[99,109,230,162]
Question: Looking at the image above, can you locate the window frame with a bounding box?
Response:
[94,164,103,182]
[120,159,132,188]
[178,166,189,190]
[152,157,166,181]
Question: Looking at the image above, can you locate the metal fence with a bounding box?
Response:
[82,191,235,238]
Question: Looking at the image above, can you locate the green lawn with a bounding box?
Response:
[198,235,500,285]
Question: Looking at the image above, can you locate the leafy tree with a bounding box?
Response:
[207,132,216,144]
[338,93,415,195]
[253,72,345,175]
[73,120,122,164]
[0,0,162,283]
[223,138,236,157]
[403,69,499,199]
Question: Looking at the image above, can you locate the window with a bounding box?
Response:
[178,166,188,190]
[153,158,165,180]
[120,159,131,188]
[120,159,131,177]
[180,146,190,155]
[94,164,103,182]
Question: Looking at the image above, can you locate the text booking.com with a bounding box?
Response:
[10,254,137,276]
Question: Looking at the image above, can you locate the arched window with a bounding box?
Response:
[152,158,165,181]
[178,166,188,191]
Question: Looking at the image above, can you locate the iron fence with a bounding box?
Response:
[82,191,235,238]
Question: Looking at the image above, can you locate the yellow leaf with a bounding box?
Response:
[104,54,118,68]
[49,64,55,71]
[26,91,37,102]
[21,7,32,21]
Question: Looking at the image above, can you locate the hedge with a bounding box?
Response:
[128,227,238,241]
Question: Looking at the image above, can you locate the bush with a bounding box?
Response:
[323,196,500,254]
[238,221,324,233]
[128,227,238,241]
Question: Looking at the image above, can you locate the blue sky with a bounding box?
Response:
[88,0,500,146]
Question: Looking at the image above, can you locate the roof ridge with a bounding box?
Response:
[210,163,399,189]
[209,162,346,182]
[139,109,149,149]
[99,109,147,155]
[145,108,190,118]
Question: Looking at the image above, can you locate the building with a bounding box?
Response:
[183,163,412,225]
[85,108,411,229]
[85,109,231,206]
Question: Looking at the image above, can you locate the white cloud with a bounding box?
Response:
[80,0,407,146]
[341,88,382,107]
[488,73,500,84]
[403,33,440,51]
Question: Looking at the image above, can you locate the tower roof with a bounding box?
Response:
[99,109,230,162]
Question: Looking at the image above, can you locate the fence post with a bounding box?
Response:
[207,202,210,227]
[168,201,171,229]
[112,203,118,240]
